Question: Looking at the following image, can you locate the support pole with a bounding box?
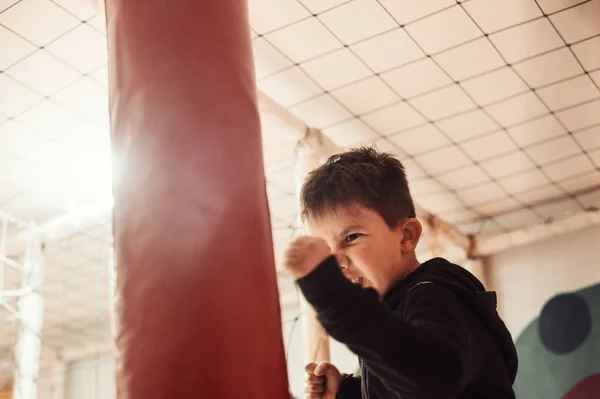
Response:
[294,143,330,364]
[463,258,487,287]
[107,244,116,339]
[299,300,330,364]
[106,0,288,398]
[48,362,66,399]
[12,238,44,399]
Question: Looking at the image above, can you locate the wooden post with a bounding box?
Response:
[294,143,331,365]
[300,298,331,363]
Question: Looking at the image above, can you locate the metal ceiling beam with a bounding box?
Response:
[17,198,113,243]
[477,209,600,255]
[19,92,472,256]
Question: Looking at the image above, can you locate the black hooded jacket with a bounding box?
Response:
[297,256,518,399]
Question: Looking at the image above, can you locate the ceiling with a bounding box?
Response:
[0,0,599,378]
[253,0,600,236]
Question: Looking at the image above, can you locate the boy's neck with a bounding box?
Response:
[401,254,421,281]
[381,255,421,299]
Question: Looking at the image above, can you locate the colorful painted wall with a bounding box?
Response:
[486,224,600,398]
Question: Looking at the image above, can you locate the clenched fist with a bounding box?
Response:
[304,362,343,399]
[283,236,331,279]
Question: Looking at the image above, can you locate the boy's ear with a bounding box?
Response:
[400,218,422,253]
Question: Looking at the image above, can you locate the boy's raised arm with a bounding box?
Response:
[297,256,481,399]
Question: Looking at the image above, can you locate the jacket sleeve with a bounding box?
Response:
[297,256,482,399]
[336,374,361,399]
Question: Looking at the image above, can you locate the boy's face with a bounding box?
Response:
[306,204,421,297]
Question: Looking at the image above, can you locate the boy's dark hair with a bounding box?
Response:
[300,147,416,229]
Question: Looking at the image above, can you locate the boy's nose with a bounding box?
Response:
[336,253,350,269]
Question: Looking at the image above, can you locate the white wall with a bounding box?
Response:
[37,356,115,399]
[36,225,599,398]
[64,357,115,399]
[485,224,600,338]
[33,310,357,399]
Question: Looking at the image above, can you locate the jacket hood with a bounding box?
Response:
[384,257,518,384]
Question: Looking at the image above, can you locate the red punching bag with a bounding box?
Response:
[106,1,289,398]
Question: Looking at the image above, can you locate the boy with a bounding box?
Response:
[283,147,517,399]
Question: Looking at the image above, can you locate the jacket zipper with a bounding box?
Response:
[361,362,370,399]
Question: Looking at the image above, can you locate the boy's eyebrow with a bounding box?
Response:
[338,225,364,239]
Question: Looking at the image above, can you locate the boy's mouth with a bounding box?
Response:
[351,276,364,285]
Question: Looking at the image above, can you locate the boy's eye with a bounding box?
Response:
[344,233,362,243]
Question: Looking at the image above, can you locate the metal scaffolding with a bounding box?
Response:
[0,212,44,399]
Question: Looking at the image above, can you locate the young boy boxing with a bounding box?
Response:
[283,147,517,399]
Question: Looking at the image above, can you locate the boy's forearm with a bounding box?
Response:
[296,256,365,314]
[297,256,479,398]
